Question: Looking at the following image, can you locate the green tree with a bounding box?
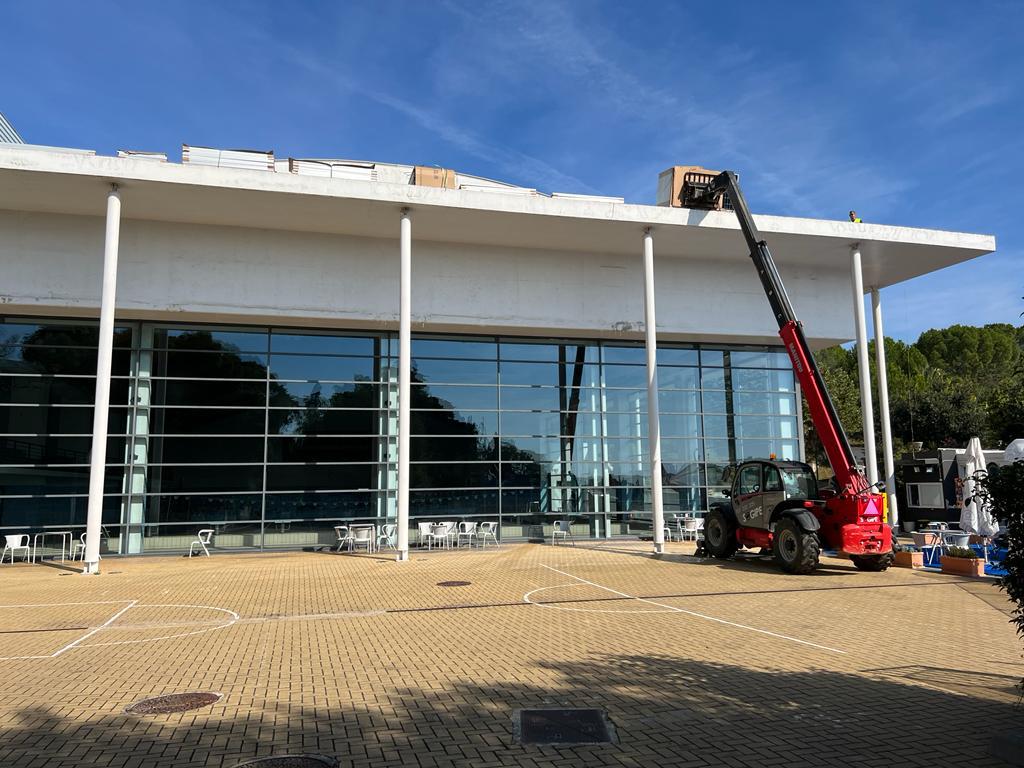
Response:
[916,324,1020,387]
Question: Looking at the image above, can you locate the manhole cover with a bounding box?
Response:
[437,580,471,587]
[231,756,338,768]
[125,691,222,715]
[514,708,616,745]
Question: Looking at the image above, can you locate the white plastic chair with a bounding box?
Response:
[351,526,374,553]
[478,521,499,548]
[439,521,457,548]
[335,525,353,552]
[1,534,30,563]
[552,520,574,546]
[377,524,397,550]
[417,522,435,548]
[189,529,214,557]
[70,532,89,561]
[681,518,700,541]
[457,522,477,548]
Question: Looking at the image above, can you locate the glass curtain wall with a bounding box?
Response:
[0,316,801,552]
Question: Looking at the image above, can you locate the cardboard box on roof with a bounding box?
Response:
[656,165,722,208]
[413,166,457,189]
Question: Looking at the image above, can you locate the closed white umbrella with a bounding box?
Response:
[960,438,998,566]
[1005,438,1024,463]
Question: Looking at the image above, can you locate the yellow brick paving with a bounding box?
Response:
[0,542,1020,767]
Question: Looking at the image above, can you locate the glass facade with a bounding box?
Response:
[0,317,801,552]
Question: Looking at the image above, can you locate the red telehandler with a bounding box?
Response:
[681,170,893,574]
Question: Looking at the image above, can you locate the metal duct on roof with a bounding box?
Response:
[182,144,274,171]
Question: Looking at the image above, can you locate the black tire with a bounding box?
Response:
[772,518,820,574]
[704,508,738,560]
[851,553,894,572]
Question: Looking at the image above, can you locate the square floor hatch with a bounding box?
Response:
[513,708,616,745]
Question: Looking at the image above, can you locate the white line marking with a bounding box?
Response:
[524,584,675,614]
[52,600,139,656]
[78,604,239,648]
[0,601,133,609]
[537,565,846,655]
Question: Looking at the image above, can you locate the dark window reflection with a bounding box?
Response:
[411,462,498,488]
[151,407,267,435]
[271,333,376,356]
[0,405,131,436]
[411,435,497,462]
[145,493,262,525]
[268,435,377,463]
[158,436,265,464]
[410,489,498,516]
[266,464,377,492]
[412,338,496,359]
[149,465,263,493]
[264,490,377,520]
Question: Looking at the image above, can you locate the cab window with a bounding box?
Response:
[738,464,761,495]
[764,466,783,492]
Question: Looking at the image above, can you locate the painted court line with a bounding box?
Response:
[52,600,139,656]
[537,564,846,655]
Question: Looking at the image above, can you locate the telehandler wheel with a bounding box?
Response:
[851,553,894,572]
[704,509,738,560]
[772,518,820,574]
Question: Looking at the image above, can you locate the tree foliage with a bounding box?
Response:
[974,461,1024,640]
[806,322,1024,473]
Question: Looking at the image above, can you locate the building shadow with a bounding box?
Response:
[0,654,1019,767]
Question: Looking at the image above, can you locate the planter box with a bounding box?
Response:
[940,555,985,577]
[894,550,924,569]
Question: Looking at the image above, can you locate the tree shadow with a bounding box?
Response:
[1,654,1018,767]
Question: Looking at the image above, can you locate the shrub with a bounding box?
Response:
[943,546,977,559]
[974,459,1024,637]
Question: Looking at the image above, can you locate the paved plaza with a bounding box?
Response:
[0,541,1020,767]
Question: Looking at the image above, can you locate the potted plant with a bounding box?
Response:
[940,545,985,577]
[893,543,924,569]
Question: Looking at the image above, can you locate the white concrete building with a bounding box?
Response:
[0,144,994,567]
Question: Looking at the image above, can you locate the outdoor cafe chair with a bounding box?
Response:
[1,534,30,563]
[417,522,435,548]
[477,521,499,548]
[552,520,574,547]
[335,525,353,552]
[189,529,214,558]
[70,532,90,561]
[457,521,477,548]
[350,525,374,554]
[439,521,458,548]
[681,518,700,541]
[377,524,397,550]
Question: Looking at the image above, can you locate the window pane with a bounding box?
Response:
[149,465,263,493]
[734,392,797,416]
[412,410,497,436]
[153,378,266,407]
[411,435,497,462]
[412,338,496,359]
[268,435,378,463]
[661,438,704,463]
[412,384,497,411]
[153,350,268,379]
[411,462,498,488]
[0,375,97,405]
[264,490,379,520]
[601,346,645,364]
[149,407,267,435]
[0,405,130,436]
[270,355,378,382]
[735,415,798,439]
[604,389,646,413]
[500,436,563,463]
[144,493,263,524]
[657,366,699,389]
[270,333,377,356]
[0,465,122,496]
[500,360,600,387]
[156,436,266,464]
[732,368,795,392]
[659,348,700,366]
[700,349,725,366]
[157,328,268,353]
[410,489,498,516]
[500,342,560,361]
[266,464,378,492]
[0,435,124,465]
[660,413,702,438]
[413,358,496,385]
[603,365,646,388]
[731,350,790,368]
[273,409,379,436]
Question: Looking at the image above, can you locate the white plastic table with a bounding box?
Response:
[31,530,71,563]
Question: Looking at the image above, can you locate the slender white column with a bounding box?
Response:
[871,288,899,527]
[396,208,411,561]
[83,185,121,574]
[850,246,878,486]
[642,229,665,554]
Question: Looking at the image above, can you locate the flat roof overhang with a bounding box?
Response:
[0,146,995,291]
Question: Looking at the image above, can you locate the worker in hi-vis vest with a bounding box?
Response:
[849,210,862,223]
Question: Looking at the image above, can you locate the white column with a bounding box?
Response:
[871,288,899,527]
[850,245,878,486]
[396,208,411,561]
[642,229,665,554]
[83,185,122,574]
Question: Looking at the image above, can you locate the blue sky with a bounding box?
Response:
[2,0,1020,341]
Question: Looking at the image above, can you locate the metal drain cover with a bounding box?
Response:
[437,580,471,587]
[231,756,338,768]
[514,708,617,745]
[125,691,222,715]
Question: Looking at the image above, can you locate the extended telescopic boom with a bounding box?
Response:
[689,171,868,494]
